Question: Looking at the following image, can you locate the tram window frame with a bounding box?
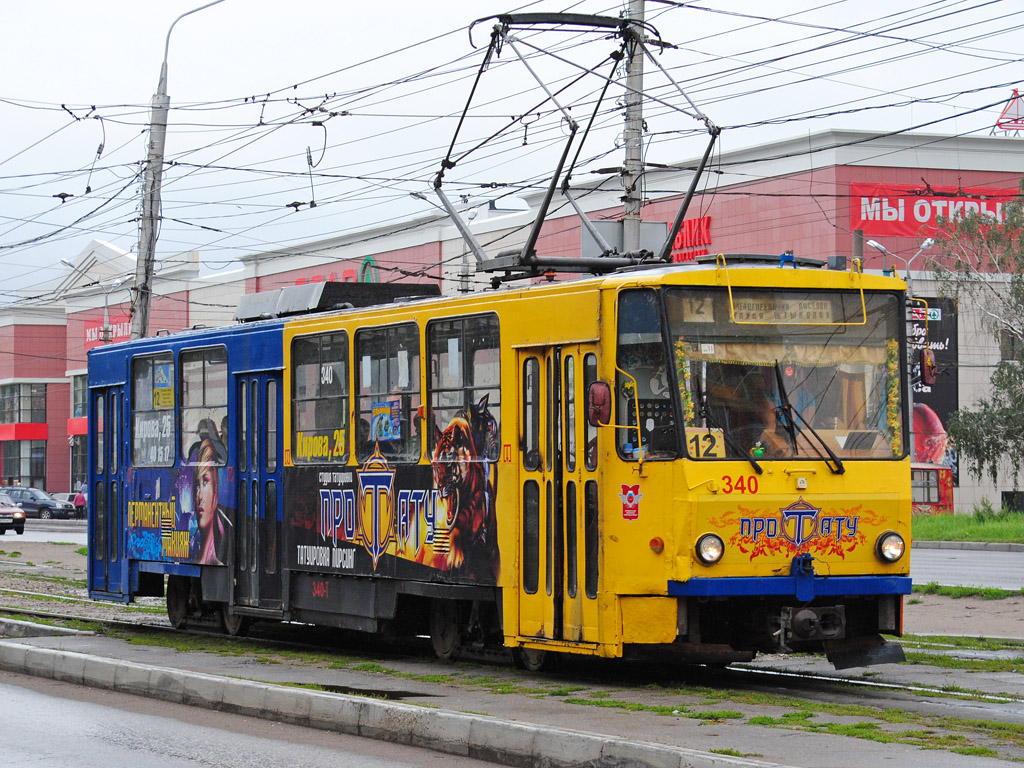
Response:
[523,480,540,594]
[179,346,228,466]
[292,332,348,465]
[583,354,598,471]
[523,358,541,471]
[94,394,105,475]
[584,480,598,599]
[131,352,176,467]
[356,323,421,462]
[615,289,679,461]
[427,314,500,460]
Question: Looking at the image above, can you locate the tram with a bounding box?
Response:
[88,256,912,670]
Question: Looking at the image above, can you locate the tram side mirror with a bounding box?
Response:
[920,349,937,386]
[587,381,612,426]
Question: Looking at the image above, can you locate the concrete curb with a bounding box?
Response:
[913,540,1024,552]
[0,639,789,768]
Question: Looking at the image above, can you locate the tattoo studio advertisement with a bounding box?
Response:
[909,297,959,484]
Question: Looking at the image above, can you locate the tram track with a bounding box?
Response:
[3,601,1021,710]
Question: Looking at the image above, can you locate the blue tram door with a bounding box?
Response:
[234,372,283,610]
[89,385,128,600]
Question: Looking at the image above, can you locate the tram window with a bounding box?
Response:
[523,481,539,594]
[238,381,248,473]
[292,332,348,464]
[566,481,577,598]
[545,480,553,596]
[264,480,278,574]
[427,315,500,460]
[180,347,227,466]
[94,395,105,475]
[616,289,678,461]
[564,356,576,471]
[523,358,540,471]
[131,353,175,467]
[110,480,119,563]
[110,394,119,474]
[238,480,249,572]
[266,380,278,473]
[584,480,599,599]
[583,354,598,471]
[94,480,106,560]
[356,323,421,462]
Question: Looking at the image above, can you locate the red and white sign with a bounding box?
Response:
[619,484,643,521]
[83,315,132,351]
[850,182,1017,237]
[670,216,712,262]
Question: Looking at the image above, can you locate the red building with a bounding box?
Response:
[7,129,1022,509]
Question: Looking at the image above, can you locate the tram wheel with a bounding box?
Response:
[220,605,250,637]
[429,599,463,661]
[166,575,190,629]
[512,647,551,672]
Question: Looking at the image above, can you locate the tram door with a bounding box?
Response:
[234,373,283,609]
[518,346,600,645]
[89,385,127,598]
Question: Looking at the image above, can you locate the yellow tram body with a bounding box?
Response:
[278,260,911,667]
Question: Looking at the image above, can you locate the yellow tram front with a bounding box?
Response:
[584,264,912,669]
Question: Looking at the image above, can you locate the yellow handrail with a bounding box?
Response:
[715,253,868,327]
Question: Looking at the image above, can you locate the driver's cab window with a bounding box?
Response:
[616,289,677,460]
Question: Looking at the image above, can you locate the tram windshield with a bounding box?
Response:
[615,287,906,463]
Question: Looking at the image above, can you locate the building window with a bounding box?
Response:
[72,375,88,419]
[70,435,87,492]
[1000,330,1022,362]
[0,440,46,488]
[0,383,47,424]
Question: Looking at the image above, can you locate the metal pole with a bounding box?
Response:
[621,0,644,253]
[131,0,227,340]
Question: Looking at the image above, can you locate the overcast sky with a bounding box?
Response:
[1,0,1020,302]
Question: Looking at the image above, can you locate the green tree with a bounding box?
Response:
[934,180,1024,484]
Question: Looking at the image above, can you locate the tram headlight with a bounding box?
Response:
[695,533,724,565]
[875,531,905,563]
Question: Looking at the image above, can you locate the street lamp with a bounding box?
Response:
[101,277,131,344]
[132,0,228,341]
[868,238,935,296]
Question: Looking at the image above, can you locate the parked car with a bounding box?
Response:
[0,487,74,520]
[0,493,25,534]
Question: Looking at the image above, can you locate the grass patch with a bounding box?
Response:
[76,547,88,557]
[912,581,1023,600]
[912,507,1024,543]
[711,748,762,758]
[902,633,1024,652]
[903,651,1024,674]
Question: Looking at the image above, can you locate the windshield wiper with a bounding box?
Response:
[693,372,762,475]
[773,361,845,475]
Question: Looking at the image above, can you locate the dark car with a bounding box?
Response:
[0,493,25,534]
[0,487,74,520]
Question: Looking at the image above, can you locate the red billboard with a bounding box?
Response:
[850,182,1018,237]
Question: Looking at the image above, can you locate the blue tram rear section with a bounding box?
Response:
[87,319,285,610]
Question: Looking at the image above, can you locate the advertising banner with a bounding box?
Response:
[850,182,1017,238]
[908,297,959,484]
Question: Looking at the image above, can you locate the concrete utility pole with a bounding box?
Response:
[132,0,227,339]
[621,0,645,254]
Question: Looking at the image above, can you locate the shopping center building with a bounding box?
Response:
[3,128,1021,512]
